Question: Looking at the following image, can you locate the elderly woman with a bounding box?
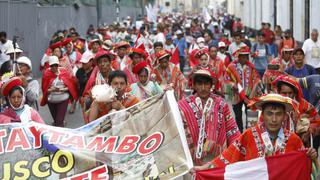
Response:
[16,56,40,110]
[41,56,78,127]
[0,76,43,123]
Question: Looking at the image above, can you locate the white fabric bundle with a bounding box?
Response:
[91,84,117,102]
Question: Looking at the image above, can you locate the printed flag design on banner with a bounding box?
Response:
[0,91,193,180]
[196,151,312,180]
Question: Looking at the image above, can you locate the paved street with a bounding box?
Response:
[38,101,84,129]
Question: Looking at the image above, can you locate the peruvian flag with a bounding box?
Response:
[196,151,312,180]
[134,32,141,47]
[170,47,180,65]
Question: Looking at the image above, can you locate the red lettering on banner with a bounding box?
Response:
[91,165,108,180]
[48,130,66,144]
[115,135,140,154]
[68,165,108,180]
[86,136,118,153]
[70,174,88,180]
[6,128,31,152]
[61,135,85,149]
[28,126,48,149]
[0,129,7,154]
[138,132,164,156]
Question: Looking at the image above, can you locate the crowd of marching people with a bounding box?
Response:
[0,11,320,178]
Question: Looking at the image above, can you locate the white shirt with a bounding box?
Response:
[0,40,13,66]
[302,38,320,68]
[228,42,246,59]
[153,32,165,44]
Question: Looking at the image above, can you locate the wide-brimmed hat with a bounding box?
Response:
[248,94,297,112]
[5,47,23,55]
[17,56,32,70]
[192,68,217,81]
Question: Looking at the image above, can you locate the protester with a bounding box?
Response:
[192,94,317,171]
[179,68,240,165]
[279,29,297,53]
[251,32,272,78]
[114,41,131,70]
[153,49,187,100]
[0,76,44,123]
[272,75,320,135]
[286,48,316,101]
[130,61,163,100]
[173,30,188,72]
[217,41,232,67]
[0,31,19,76]
[208,45,226,93]
[302,29,320,73]
[41,56,78,127]
[76,51,94,122]
[228,32,246,60]
[88,70,139,122]
[16,56,39,110]
[224,46,263,132]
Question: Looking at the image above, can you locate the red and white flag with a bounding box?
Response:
[134,32,141,47]
[237,83,246,101]
[196,151,312,180]
[170,47,180,65]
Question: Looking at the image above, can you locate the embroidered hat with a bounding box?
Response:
[194,48,209,58]
[128,48,147,59]
[156,49,171,61]
[272,75,303,102]
[49,41,62,50]
[132,61,148,74]
[61,37,73,47]
[1,76,23,97]
[94,50,115,63]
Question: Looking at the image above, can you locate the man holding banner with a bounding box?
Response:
[179,68,240,165]
[192,94,317,176]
